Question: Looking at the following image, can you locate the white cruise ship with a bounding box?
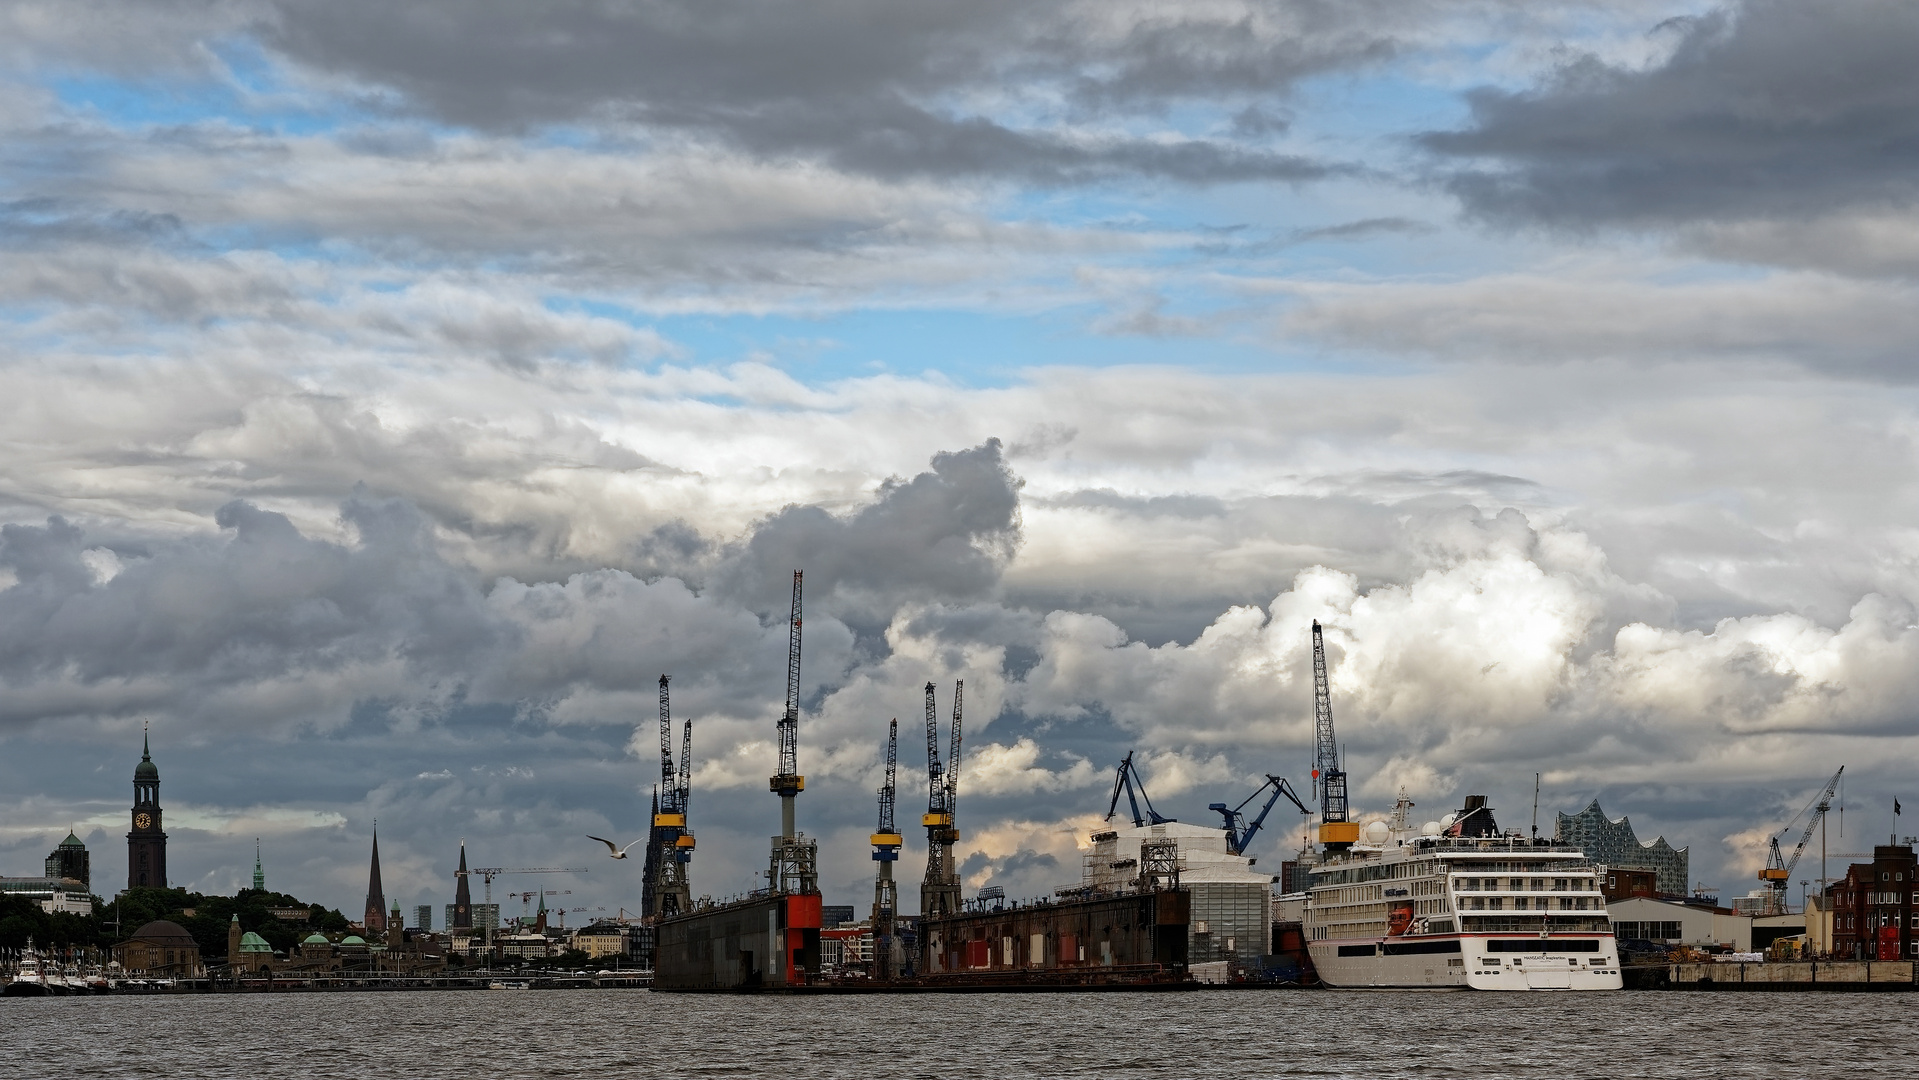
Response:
[1300,794,1622,990]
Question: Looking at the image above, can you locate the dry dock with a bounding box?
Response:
[653,893,823,991]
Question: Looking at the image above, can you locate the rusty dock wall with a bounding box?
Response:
[920,889,1190,978]
[654,892,823,991]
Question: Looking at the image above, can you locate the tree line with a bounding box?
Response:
[0,887,351,958]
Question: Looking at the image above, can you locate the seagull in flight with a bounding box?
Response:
[588,835,645,859]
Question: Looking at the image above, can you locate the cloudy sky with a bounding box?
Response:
[3,0,1917,919]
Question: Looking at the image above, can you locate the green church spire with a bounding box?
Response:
[253,838,265,892]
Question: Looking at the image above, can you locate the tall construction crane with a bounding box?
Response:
[457,866,588,943]
[1209,775,1310,856]
[920,681,964,920]
[1310,620,1358,852]
[1105,751,1174,828]
[646,674,695,920]
[767,571,817,894]
[870,718,902,980]
[678,705,692,817]
[513,888,572,927]
[1759,766,1845,915]
[458,867,590,905]
[947,681,964,829]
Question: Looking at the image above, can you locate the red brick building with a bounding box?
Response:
[1825,843,1918,960]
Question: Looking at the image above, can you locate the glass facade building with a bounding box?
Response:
[1554,800,1688,895]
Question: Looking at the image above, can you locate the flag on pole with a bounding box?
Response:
[1896,798,1903,816]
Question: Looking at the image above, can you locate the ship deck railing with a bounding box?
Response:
[1413,837,1591,855]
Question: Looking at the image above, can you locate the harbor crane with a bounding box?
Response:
[871,718,902,979]
[645,673,695,920]
[1210,774,1311,857]
[766,570,818,895]
[457,866,589,909]
[1105,751,1175,828]
[1759,765,1845,915]
[513,888,571,924]
[1311,620,1357,852]
[920,681,964,920]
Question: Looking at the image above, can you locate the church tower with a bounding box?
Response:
[364,827,387,934]
[451,838,473,931]
[127,728,168,890]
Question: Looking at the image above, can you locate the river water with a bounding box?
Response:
[1,989,1906,1078]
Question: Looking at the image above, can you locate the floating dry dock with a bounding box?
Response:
[656,887,1202,993]
[654,894,823,990]
[921,889,1190,976]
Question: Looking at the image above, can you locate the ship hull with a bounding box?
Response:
[1309,934,1623,991]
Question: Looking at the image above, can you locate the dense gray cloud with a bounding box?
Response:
[259,0,1385,184]
[721,439,1022,627]
[1425,0,1919,231]
[0,440,1031,735]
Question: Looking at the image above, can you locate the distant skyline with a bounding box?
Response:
[4,1,1919,915]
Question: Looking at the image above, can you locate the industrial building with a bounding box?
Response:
[1609,895,1755,952]
[1077,822,1271,971]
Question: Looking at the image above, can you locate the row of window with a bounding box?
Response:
[1833,914,1919,929]
[1454,877,1595,893]
[1459,916,1612,933]
[1463,896,1596,911]
[1317,858,1592,885]
[1612,921,1683,939]
[1320,885,1386,905]
[1835,891,1919,905]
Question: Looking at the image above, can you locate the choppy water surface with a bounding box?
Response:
[2,989,1908,1079]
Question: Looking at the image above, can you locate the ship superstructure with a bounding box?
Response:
[1301,794,1621,990]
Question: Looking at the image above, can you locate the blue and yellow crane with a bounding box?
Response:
[920,681,963,920]
[871,718,902,978]
[644,674,695,919]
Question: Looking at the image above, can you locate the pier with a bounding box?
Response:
[1639,960,1918,991]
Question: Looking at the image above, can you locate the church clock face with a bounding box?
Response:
[135,812,152,830]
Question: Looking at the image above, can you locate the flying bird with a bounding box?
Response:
[588,835,645,859]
